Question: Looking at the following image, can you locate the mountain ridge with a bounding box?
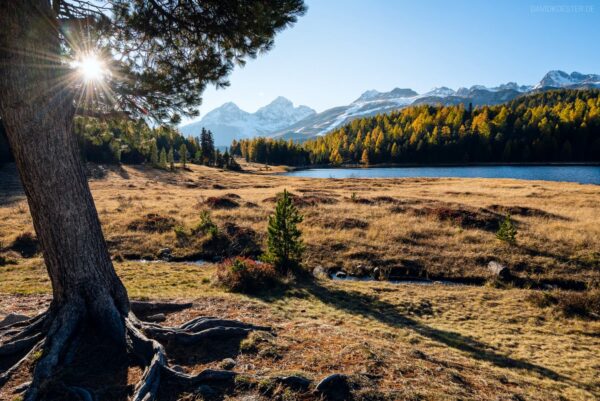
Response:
[179,97,315,146]
[180,70,600,144]
[269,70,600,141]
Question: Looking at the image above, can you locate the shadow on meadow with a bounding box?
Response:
[256,278,588,390]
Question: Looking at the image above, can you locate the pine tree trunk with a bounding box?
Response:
[0,0,129,321]
[0,3,275,400]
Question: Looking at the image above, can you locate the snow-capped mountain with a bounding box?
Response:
[180,97,315,146]
[269,70,598,141]
[268,85,526,140]
[534,70,600,89]
[181,70,599,144]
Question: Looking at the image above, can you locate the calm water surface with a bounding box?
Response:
[284,165,600,185]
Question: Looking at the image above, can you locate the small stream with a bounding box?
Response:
[134,259,208,266]
[330,271,467,286]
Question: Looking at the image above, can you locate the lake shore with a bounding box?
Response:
[282,161,600,171]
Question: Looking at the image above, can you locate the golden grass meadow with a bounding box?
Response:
[1,162,599,401]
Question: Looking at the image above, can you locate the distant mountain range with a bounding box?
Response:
[180,70,600,145]
[180,96,315,146]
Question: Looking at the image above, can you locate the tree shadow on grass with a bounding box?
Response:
[259,280,584,388]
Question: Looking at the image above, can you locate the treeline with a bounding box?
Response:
[1,118,240,170]
[233,90,600,165]
[230,137,310,165]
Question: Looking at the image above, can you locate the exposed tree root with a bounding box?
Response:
[0,312,48,344]
[127,314,267,401]
[130,301,194,315]
[0,341,42,387]
[1,303,270,401]
[0,312,48,388]
[140,317,271,346]
[0,333,44,357]
[24,304,84,401]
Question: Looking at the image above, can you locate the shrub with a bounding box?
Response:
[11,232,39,258]
[204,196,239,209]
[264,189,304,273]
[127,213,176,233]
[173,225,189,245]
[215,257,279,294]
[193,210,218,237]
[496,213,517,244]
[556,290,600,319]
[527,290,600,319]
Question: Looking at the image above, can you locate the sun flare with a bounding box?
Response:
[72,53,106,82]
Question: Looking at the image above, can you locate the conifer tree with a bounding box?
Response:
[496,213,517,245]
[179,143,188,168]
[167,147,175,170]
[215,149,224,168]
[390,142,399,161]
[360,149,370,165]
[265,189,304,273]
[159,148,168,169]
[200,128,216,165]
[150,141,159,167]
[0,1,306,398]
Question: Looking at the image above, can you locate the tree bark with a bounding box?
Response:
[0,3,272,399]
[0,0,129,322]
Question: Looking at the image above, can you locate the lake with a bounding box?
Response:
[284,165,600,185]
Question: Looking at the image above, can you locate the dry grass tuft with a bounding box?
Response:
[1,162,600,399]
[528,289,600,319]
[9,232,39,257]
[413,203,501,231]
[204,195,240,209]
[127,213,177,233]
[323,217,369,230]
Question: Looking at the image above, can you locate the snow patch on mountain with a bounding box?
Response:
[270,70,598,141]
[534,70,600,89]
[180,97,316,146]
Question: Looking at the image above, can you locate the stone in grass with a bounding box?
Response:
[0,313,29,329]
[487,261,511,280]
[158,247,172,261]
[312,266,329,279]
[274,375,312,391]
[220,358,237,370]
[314,374,351,401]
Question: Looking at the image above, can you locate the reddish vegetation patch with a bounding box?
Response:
[349,197,374,205]
[488,204,566,220]
[214,257,279,294]
[205,196,240,209]
[197,222,261,259]
[323,218,369,230]
[372,196,397,203]
[389,199,425,213]
[413,205,501,231]
[262,192,337,207]
[127,213,177,233]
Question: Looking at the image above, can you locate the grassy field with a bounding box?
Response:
[0,162,599,400]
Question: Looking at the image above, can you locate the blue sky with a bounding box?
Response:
[184,0,599,124]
